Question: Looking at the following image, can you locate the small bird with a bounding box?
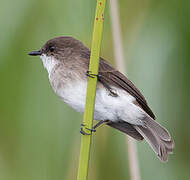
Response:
[29,36,174,162]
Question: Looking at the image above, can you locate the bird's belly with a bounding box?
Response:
[53,80,144,125]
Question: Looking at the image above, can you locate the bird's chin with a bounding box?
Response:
[40,53,46,59]
[40,54,58,74]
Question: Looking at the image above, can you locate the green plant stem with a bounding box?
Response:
[77,0,106,180]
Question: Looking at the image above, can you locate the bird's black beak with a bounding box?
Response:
[28,50,42,56]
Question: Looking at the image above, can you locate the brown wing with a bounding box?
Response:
[98,58,156,120]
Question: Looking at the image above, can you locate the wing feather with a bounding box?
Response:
[98,58,155,119]
[80,50,155,119]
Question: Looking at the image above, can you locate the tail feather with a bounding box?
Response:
[143,117,172,142]
[163,139,174,154]
[134,116,174,162]
[107,121,144,141]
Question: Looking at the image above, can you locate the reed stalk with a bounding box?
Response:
[77,1,106,180]
[109,1,141,180]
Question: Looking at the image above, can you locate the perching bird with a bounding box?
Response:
[29,36,174,162]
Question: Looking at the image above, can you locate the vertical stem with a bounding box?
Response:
[77,1,106,180]
[109,1,141,180]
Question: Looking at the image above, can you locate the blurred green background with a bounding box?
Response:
[0,0,190,179]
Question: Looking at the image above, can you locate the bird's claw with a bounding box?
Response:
[80,123,96,135]
[86,71,101,79]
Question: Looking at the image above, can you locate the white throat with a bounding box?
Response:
[40,54,58,75]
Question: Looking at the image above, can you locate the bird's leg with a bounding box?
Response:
[86,70,101,79]
[80,120,109,135]
[93,120,108,129]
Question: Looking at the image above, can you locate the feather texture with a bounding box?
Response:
[134,115,174,162]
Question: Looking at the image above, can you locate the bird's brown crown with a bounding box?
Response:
[40,36,88,59]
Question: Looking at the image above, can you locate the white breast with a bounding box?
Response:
[55,81,145,126]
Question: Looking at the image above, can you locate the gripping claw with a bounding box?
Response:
[80,123,96,135]
[86,71,100,78]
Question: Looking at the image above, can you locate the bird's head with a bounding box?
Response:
[28,36,88,73]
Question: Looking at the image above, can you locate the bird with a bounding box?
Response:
[28,36,174,162]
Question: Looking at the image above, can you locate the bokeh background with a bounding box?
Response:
[0,0,190,179]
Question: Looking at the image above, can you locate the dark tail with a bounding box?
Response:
[134,116,174,162]
[107,121,144,141]
[107,117,174,162]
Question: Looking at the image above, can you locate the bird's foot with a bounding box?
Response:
[80,123,96,135]
[86,71,101,79]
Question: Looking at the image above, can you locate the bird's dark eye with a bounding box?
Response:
[49,46,56,52]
